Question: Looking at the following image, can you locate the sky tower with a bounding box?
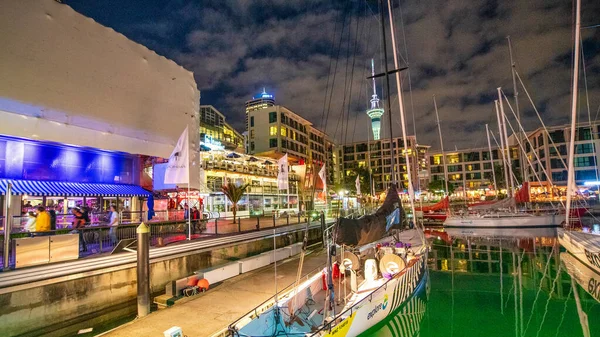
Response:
[366,59,384,140]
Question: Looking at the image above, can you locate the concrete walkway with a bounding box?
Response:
[101,249,327,337]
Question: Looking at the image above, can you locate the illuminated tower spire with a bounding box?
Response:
[366,59,384,140]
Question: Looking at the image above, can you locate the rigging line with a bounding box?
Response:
[553,284,574,337]
[332,7,354,141]
[322,1,351,133]
[333,11,352,141]
[311,2,349,212]
[534,264,562,337]
[317,4,342,132]
[343,6,363,146]
[500,90,561,209]
[522,244,556,337]
[581,23,600,29]
[580,36,598,182]
[489,131,520,188]
[515,71,569,170]
[394,0,418,141]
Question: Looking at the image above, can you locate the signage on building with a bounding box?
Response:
[201,135,225,151]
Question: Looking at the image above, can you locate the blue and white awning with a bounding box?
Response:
[0,179,151,197]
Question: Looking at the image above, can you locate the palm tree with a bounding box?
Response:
[221,182,249,224]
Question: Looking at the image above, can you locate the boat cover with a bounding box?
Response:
[416,197,448,212]
[335,184,404,246]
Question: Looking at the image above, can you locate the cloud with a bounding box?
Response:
[67,0,600,150]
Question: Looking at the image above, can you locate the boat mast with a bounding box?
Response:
[498,88,515,197]
[486,124,498,193]
[495,100,511,198]
[434,95,449,196]
[507,36,527,183]
[377,0,396,184]
[566,0,582,226]
[386,0,417,218]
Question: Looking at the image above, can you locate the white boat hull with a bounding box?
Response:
[558,228,600,275]
[561,252,600,302]
[318,253,427,337]
[444,214,563,229]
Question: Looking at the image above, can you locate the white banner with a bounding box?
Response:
[355,175,361,195]
[164,126,189,185]
[318,164,326,193]
[277,154,289,190]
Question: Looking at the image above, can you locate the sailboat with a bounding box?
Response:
[557,0,600,276]
[226,1,428,335]
[226,185,428,337]
[444,181,564,229]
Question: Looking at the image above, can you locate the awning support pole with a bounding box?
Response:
[3,183,13,271]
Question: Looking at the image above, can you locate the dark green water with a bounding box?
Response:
[368,234,600,337]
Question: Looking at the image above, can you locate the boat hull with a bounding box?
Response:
[444,214,563,229]
[318,253,427,337]
[558,228,600,275]
[561,252,600,302]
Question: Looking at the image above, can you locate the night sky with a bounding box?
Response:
[65,0,600,150]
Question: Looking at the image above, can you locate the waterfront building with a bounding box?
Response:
[428,144,519,198]
[244,88,275,135]
[0,1,199,225]
[246,103,333,208]
[524,122,600,201]
[199,105,244,151]
[339,136,429,196]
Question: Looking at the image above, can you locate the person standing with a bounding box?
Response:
[183,204,189,220]
[35,206,51,234]
[73,209,87,252]
[48,206,57,230]
[109,205,119,246]
[25,211,37,234]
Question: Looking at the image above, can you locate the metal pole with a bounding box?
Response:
[136,222,150,317]
[434,95,449,195]
[508,36,526,183]
[486,124,498,192]
[495,100,511,197]
[566,0,582,227]
[3,183,12,271]
[378,0,396,183]
[498,89,515,197]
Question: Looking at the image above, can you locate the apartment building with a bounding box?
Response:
[428,144,519,197]
[246,104,334,202]
[339,136,429,194]
[524,122,600,195]
[199,105,244,151]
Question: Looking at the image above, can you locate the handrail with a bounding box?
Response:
[227,264,324,333]
[309,251,426,335]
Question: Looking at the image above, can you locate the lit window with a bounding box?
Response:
[270,126,277,136]
[281,127,287,137]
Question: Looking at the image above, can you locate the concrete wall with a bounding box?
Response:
[0,0,200,187]
[0,228,322,336]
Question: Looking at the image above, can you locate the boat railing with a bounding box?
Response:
[225,264,324,336]
[309,251,426,336]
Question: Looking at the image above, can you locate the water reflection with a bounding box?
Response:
[366,227,600,337]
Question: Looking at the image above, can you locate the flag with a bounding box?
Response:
[277,154,289,190]
[164,126,189,185]
[355,175,361,195]
[318,164,326,193]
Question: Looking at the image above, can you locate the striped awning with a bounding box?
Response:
[0,179,151,197]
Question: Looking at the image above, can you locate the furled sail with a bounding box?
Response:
[335,184,404,246]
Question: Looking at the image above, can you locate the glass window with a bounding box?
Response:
[576,127,592,141]
[549,130,564,143]
[250,142,255,151]
[575,143,594,154]
[269,111,277,123]
[269,138,277,148]
[575,156,596,167]
[269,126,277,136]
[250,116,254,127]
[280,127,287,137]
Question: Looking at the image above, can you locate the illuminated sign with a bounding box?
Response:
[201,135,224,151]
